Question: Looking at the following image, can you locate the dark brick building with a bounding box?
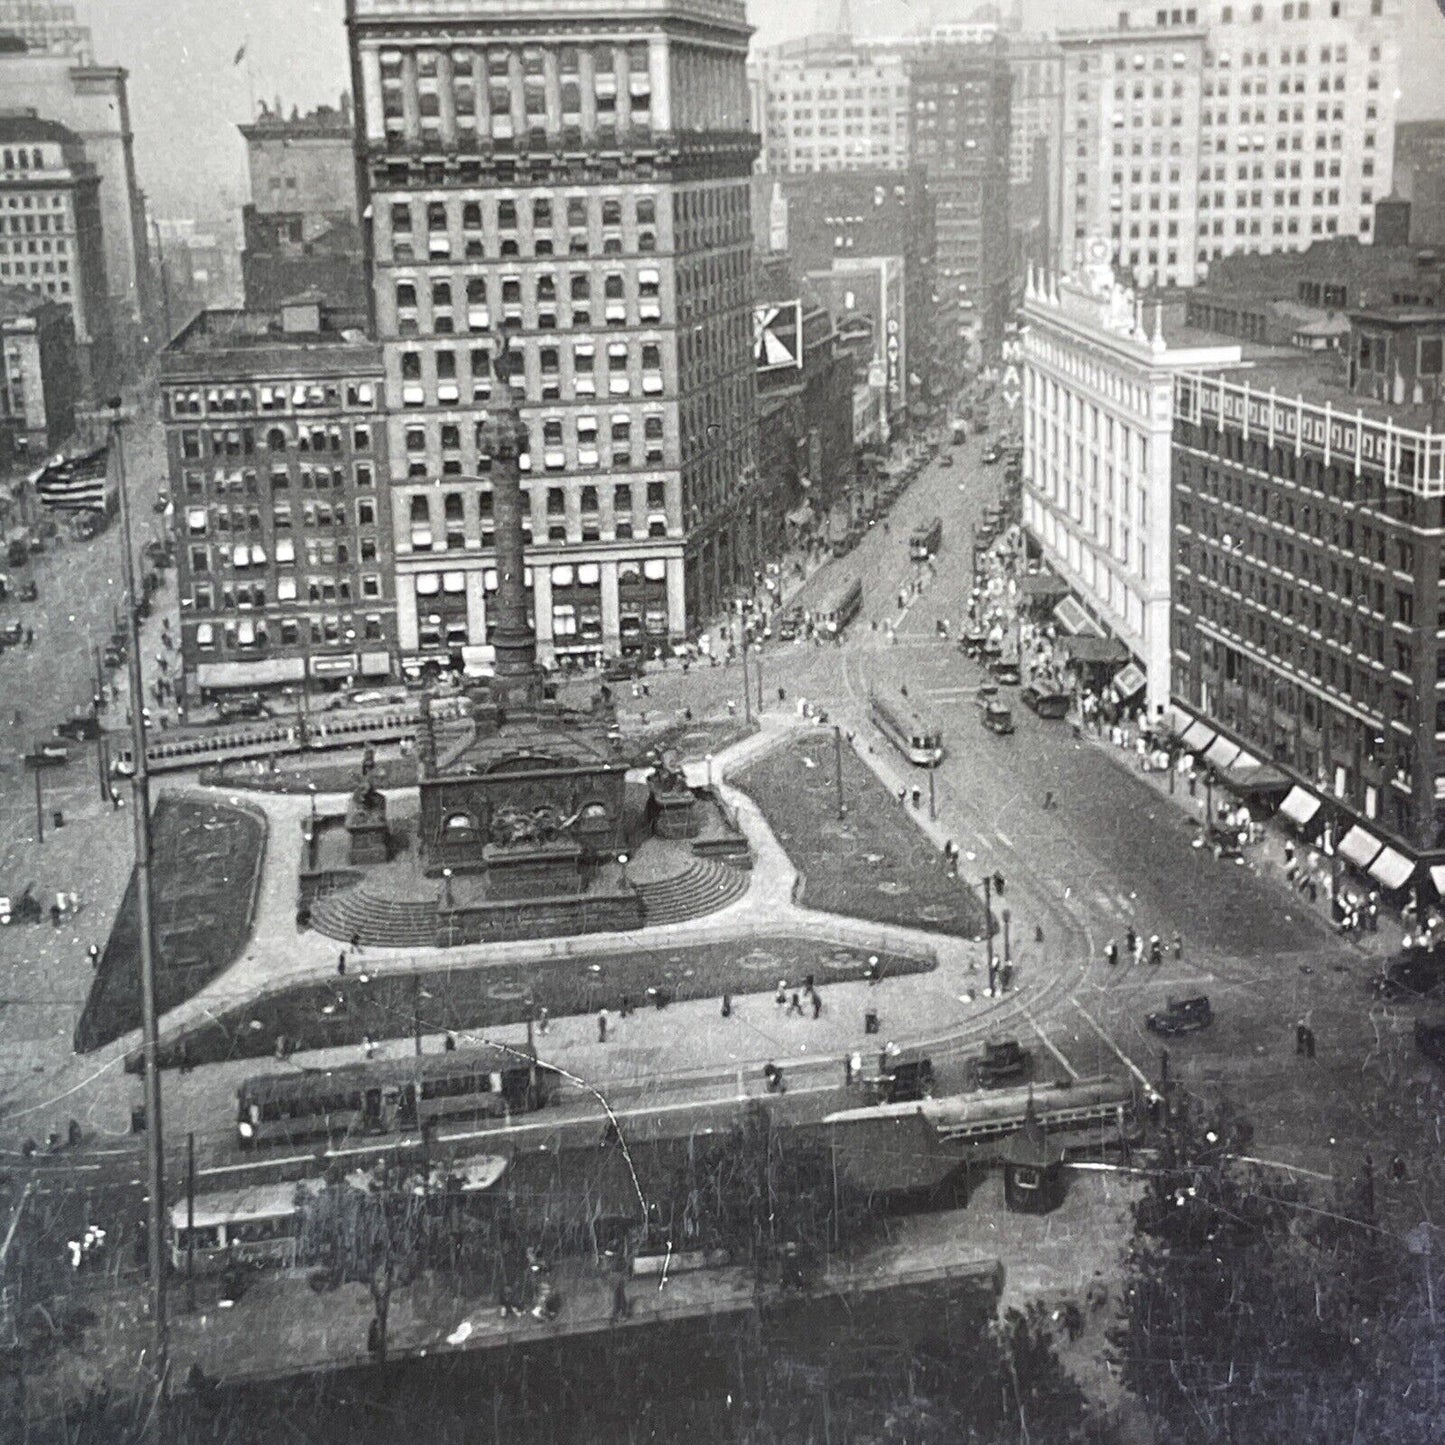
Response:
[1171,311,1445,871]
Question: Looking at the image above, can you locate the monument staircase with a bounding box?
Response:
[636,857,749,926]
[309,883,439,949]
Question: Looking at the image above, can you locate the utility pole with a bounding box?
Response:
[927,758,937,821]
[983,874,995,989]
[33,765,43,843]
[186,1132,196,1314]
[740,617,753,726]
[833,725,845,819]
[112,402,168,1386]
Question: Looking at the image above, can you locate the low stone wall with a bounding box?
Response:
[436,890,644,945]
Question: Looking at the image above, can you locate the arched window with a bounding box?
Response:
[267,427,288,452]
[443,811,478,844]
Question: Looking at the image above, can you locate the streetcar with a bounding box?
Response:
[169,1154,508,1272]
[824,1076,1140,1194]
[235,1042,551,1149]
[870,690,944,767]
[812,575,864,639]
[909,517,943,562]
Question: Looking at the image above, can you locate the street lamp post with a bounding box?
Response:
[705,752,714,790]
[927,752,940,820]
[833,726,845,820]
[739,619,754,726]
[1002,907,1011,965]
[983,874,995,991]
[618,853,630,889]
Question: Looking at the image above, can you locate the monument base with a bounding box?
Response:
[483,840,584,900]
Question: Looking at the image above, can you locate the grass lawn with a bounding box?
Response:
[76,796,267,1052]
[735,732,990,938]
[145,935,931,1069]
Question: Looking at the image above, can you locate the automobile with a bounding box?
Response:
[776,610,803,642]
[216,694,269,722]
[863,1048,936,1105]
[0,620,22,646]
[980,700,1015,735]
[1196,824,1246,862]
[102,644,126,668]
[55,714,102,742]
[939,453,954,468]
[24,741,70,769]
[981,447,1001,466]
[0,886,42,924]
[1370,950,1445,1002]
[1020,685,1071,720]
[17,580,37,602]
[603,656,644,682]
[153,492,170,515]
[989,658,1022,686]
[1146,995,1214,1037]
[1416,1018,1445,1066]
[972,1038,1032,1089]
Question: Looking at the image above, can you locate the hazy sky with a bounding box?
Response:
[68,0,1445,222]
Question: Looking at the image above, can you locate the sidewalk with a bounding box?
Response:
[1080,719,1404,963]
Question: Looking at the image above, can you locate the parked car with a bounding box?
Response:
[776,610,803,642]
[603,656,644,683]
[55,714,102,742]
[939,453,954,468]
[0,620,22,646]
[980,700,1015,735]
[1147,995,1214,1036]
[972,1038,1031,1089]
[24,741,70,769]
[863,1048,936,1104]
[989,658,1021,686]
[1020,686,1071,720]
[981,447,1001,466]
[216,694,269,722]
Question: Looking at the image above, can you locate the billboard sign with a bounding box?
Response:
[754,301,804,372]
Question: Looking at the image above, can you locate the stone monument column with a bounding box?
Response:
[479,333,544,710]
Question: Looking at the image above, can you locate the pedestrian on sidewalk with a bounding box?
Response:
[597,1009,608,1043]
[1172,931,1182,960]
[787,992,804,1016]
[1125,925,1137,957]
[87,943,99,969]
[1043,791,1054,810]
[775,980,787,1007]
[538,1006,549,1034]
[611,1276,631,1323]
[866,955,881,985]
[811,989,823,1019]
[350,931,362,954]
[777,686,786,705]
[362,1034,376,1060]
[1149,935,1162,966]
[337,951,347,976]
[1105,939,1119,966]
[721,992,732,1018]
[910,785,922,809]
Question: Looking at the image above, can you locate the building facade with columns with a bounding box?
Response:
[347,0,760,671]
[1020,245,1241,719]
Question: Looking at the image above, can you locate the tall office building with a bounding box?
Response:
[0,35,153,363]
[0,113,111,394]
[1059,1,1402,290]
[347,0,759,670]
[909,40,1012,366]
[0,1,90,59]
[751,37,912,176]
[239,100,367,312]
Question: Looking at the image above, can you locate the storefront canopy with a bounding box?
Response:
[1337,824,1384,871]
[1061,635,1129,664]
[1430,864,1445,898]
[1279,786,1321,826]
[1163,705,1194,738]
[1017,570,1067,598]
[1053,595,1104,637]
[1113,662,1147,700]
[1222,760,1291,795]
[1180,719,1216,751]
[1204,736,1242,769]
[1368,846,1415,892]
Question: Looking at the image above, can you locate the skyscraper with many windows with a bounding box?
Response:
[347,0,758,671]
[1058,1,1402,291]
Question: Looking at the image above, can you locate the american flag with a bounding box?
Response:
[32,445,110,511]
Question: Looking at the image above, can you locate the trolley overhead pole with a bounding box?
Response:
[110,399,168,1385]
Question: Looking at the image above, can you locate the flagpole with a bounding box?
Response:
[110,400,168,1389]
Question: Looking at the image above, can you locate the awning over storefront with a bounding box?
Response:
[1204,736,1241,769]
[786,501,815,527]
[1430,864,1445,897]
[1221,758,1291,794]
[1368,846,1415,891]
[1053,595,1104,637]
[1338,824,1384,871]
[195,657,305,689]
[1061,635,1129,664]
[1163,704,1193,737]
[1279,786,1321,826]
[1180,719,1216,751]
[1017,569,1067,598]
[1113,662,1147,700]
